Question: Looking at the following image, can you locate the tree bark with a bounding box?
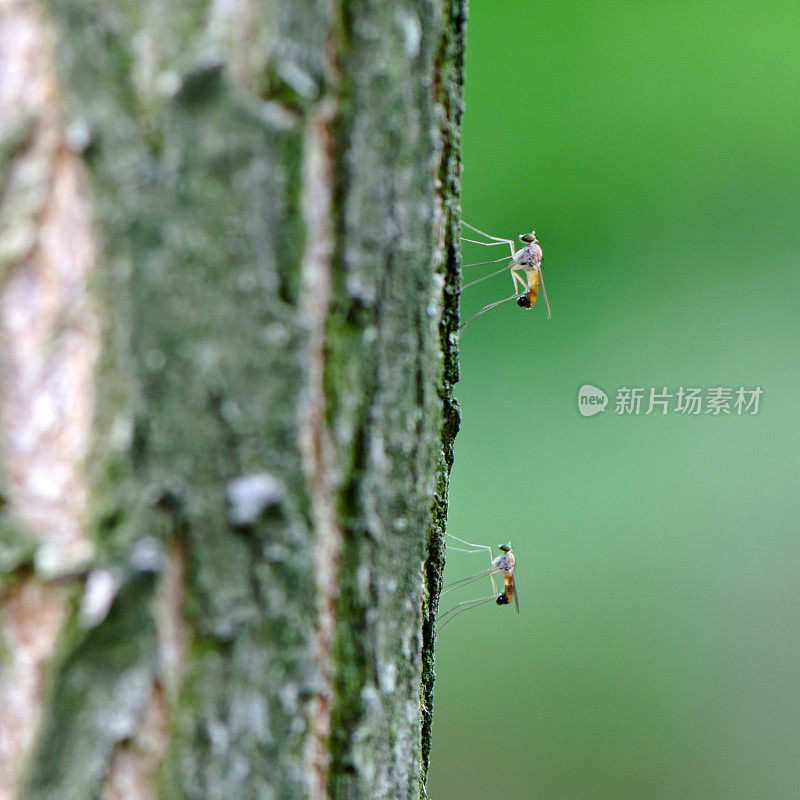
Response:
[0,0,464,798]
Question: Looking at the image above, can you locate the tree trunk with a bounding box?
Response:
[0,0,464,798]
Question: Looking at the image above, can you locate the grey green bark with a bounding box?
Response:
[0,1,464,799]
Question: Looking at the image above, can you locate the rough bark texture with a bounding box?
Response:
[0,1,464,799]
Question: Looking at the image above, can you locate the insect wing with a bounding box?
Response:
[538,266,551,319]
[441,564,501,595]
[510,572,520,613]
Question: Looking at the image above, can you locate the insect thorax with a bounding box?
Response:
[493,552,515,572]
[516,244,542,267]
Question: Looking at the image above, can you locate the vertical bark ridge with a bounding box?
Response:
[420,0,467,791]
[0,2,99,797]
[299,96,341,800]
[322,0,462,797]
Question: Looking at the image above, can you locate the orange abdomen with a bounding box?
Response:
[525,268,540,309]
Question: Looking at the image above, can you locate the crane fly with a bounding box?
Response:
[459,221,551,329]
[437,533,519,633]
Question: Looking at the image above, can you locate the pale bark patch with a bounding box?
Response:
[0,578,67,800]
[0,2,99,796]
[100,685,169,800]
[0,0,99,568]
[153,541,188,703]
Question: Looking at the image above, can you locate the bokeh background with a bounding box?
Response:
[428,2,800,798]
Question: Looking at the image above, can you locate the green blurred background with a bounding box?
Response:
[428,1,800,798]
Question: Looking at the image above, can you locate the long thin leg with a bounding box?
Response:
[461,221,515,244]
[445,533,493,553]
[461,237,510,248]
[440,566,501,595]
[461,256,512,269]
[445,533,497,595]
[510,269,526,295]
[436,596,496,632]
[459,293,521,330]
[461,219,514,246]
[444,557,498,598]
[438,596,494,620]
[463,264,515,290]
[461,222,516,259]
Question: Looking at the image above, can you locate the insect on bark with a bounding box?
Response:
[459,221,551,329]
[437,533,519,633]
